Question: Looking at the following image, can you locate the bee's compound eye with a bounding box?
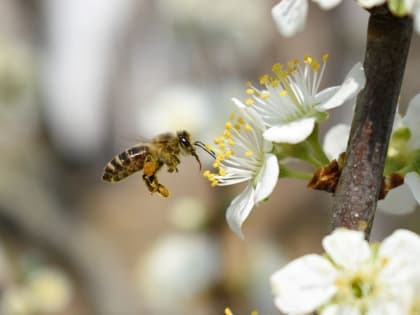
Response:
[180,136,189,145]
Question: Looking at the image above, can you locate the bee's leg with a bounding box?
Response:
[142,174,170,198]
[161,152,180,173]
[143,153,159,177]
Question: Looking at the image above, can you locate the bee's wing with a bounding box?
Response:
[117,133,152,147]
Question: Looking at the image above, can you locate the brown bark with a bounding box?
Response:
[331,7,413,238]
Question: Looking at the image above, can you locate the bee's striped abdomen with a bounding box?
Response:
[102,145,149,182]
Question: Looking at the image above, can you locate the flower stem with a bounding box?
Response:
[279,166,313,180]
[305,123,330,166]
[331,7,413,239]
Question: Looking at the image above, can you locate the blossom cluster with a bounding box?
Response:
[204,52,420,238]
[203,3,420,315]
[203,55,365,237]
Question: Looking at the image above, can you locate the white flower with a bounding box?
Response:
[323,93,420,214]
[203,103,279,238]
[271,228,420,315]
[271,0,384,37]
[238,55,364,144]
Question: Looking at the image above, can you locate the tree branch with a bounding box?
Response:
[331,7,413,238]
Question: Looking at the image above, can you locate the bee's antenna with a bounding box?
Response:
[194,141,216,159]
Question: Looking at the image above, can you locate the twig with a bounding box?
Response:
[331,7,413,238]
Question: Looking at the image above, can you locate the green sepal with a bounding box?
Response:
[388,0,407,16]
[272,123,329,168]
[384,126,412,175]
[315,110,329,123]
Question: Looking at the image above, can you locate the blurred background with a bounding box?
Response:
[0,1,420,314]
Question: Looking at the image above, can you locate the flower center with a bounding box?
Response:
[350,276,374,299]
[241,54,329,124]
[334,264,381,310]
[203,112,263,186]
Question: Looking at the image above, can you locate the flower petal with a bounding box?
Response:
[405,172,420,205]
[357,0,386,8]
[313,0,343,10]
[225,183,255,238]
[271,254,337,314]
[317,62,365,111]
[378,183,418,215]
[316,86,340,104]
[379,229,420,284]
[323,124,350,160]
[254,153,279,203]
[322,228,370,269]
[232,98,266,131]
[403,94,420,149]
[263,117,316,143]
[271,0,308,37]
[367,286,413,315]
[321,304,360,315]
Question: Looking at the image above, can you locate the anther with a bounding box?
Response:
[245,98,254,105]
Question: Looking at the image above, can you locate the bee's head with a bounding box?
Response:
[177,130,202,169]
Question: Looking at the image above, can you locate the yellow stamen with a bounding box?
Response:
[380,257,389,268]
[224,308,233,315]
[224,150,233,158]
[245,150,253,157]
[250,311,259,315]
[269,78,279,88]
[261,91,270,99]
[224,130,231,138]
[246,88,254,95]
[237,117,244,124]
[219,168,226,176]
[218,143,226,150]
[304,54,312,64]
[244,124,252,131]
[203,171,218,187]
[288,59,298,67]
[228,139,235,146]
[234,124,240,130]
[225,122,232,129]
[311,59,320,71]
[245,98,254,106]
[322,53,329,62]
[229,112,235,120]
[278,90,288,96]
[272,62,283,76]
[259,74,269,85]
[213,137,223,144]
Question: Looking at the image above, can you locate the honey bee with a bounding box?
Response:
[102,130,211,197]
